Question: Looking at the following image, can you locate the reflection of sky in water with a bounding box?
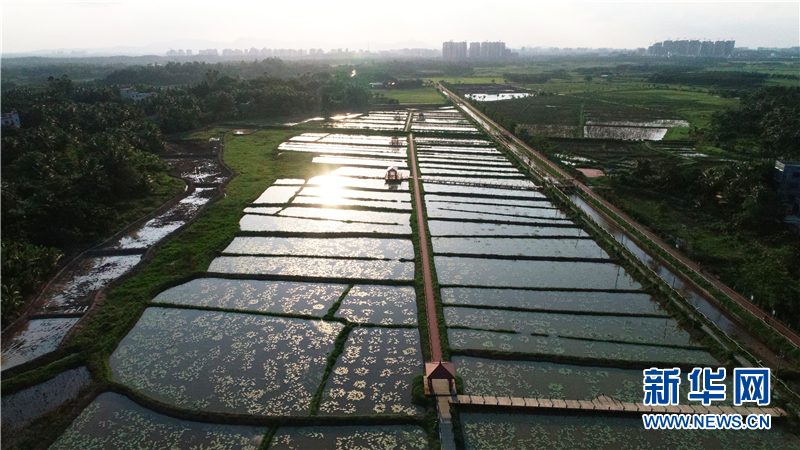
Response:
[50,392,265,450]
[1,318,79,370]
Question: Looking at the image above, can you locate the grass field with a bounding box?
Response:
[378,87,446,104]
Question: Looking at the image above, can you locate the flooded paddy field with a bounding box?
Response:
[325,111,408,131]
[2,367,91,432]
[459,412,800,450]
[269,425,427,449]
[335,286,417,325]
[50,392,265,450]
[111,307,343,416]
[107,187,218,249]
[1,318,80,370]
[165,157,229,184]
[318,327,423,416]
[415,137,494,147]
[419,167,524,178]
[153,278,346,315]
[441,288,667,316]
[38,255,142,314]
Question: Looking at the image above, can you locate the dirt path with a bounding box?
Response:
[441,84,800,351]
[408,133,443,362]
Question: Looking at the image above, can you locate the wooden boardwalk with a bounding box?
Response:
[446,394,786,416]
[408,133,443,362]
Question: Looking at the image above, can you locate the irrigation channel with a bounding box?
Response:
[1,137,231,375]
[3,108,799,450]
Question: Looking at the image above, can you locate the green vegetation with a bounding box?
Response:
[376,87,446,104]
[0,77,184,326]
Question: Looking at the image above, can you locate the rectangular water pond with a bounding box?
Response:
[269,425,427,449]
[425,194,553,208]
[2,367,91,433]
[153,278,346,315]
[425,208,573,225]
[111,308,343,416]
[426,201,564,218]
[239,215,411,235]
[420,168,523,178]
[454,356,645,402]
[435,257,642,290]
[432,237,607,259]
[49,392,265,450]
[223,237,413,260]
[448,329,718,365]
[307,175,410,191]
[441,288,667,316]
[1,318,80,371]
[293,195,412,211]
[253,186,302,204]
[445,307,696,347]
[299,186,411,202]
[460,412,800,450]
[209,256,415,281]
[335,285,417,325]
[428,221,583,238]
[422,184,543,198]
[415,137,493,147]
[318,327,423,416]
[278,207,409,225]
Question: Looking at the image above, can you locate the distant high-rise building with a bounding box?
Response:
[648,39,734,57]
[700,41,714,56]
[442,41,467,60]
[480,41,506,59]
[469,42,480,58]
[186,49,193,56]
[688,40,701,56]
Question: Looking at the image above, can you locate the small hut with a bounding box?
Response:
[385,166,402,184]
[417,112,426,122]
[425,362,456,395]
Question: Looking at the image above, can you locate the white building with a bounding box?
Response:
[120,87,152,101]
[1,111,20,127]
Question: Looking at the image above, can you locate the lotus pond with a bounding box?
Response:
[153,278,346,315]
[208,256,415,280]
[459,412,800,450]
[239,215,411,235]
[432,237,605,259]
[448,329,718,365]
[444,307,696,347]
[441,288,667,316]
[111,308,343,416]
[335,286,418,325]
[435,257,642,290]
[49,392,265,450]
[222,237,413,260]
[318,327,423,416]
[428,221,583,238]
[268,425,427,449]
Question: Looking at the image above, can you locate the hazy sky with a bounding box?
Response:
[2,1,798,54]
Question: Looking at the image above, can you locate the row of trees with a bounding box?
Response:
[2,77,169,325]
[1,65,386,326]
